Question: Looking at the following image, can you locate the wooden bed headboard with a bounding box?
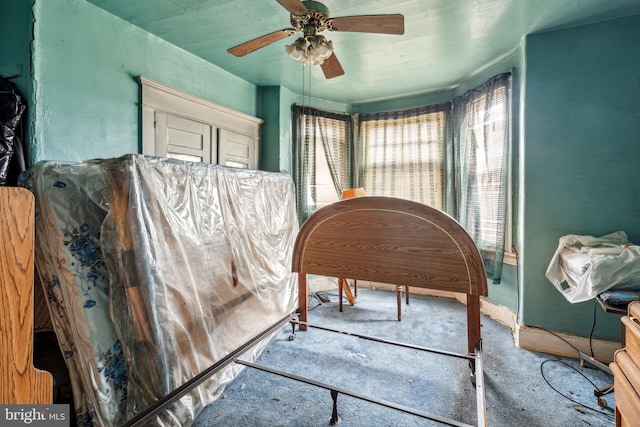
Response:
[292,196,488,353]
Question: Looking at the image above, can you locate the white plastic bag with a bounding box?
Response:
[545,231,640,303]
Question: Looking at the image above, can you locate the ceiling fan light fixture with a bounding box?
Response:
[310,35,333,60]
[286,34,333,66]
[286,37,308,62]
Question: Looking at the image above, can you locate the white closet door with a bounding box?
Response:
[218,129,256,169]
[155,112,216,164]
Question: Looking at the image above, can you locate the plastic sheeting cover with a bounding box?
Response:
[23,154,298,426]
[0,77,27,186]
[546,231,640,303]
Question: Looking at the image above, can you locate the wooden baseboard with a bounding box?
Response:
[356,281,622,362]
[479,296,518,331]
[515,324,621,363]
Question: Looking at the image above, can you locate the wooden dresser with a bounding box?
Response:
[0,187,53,404]
[611,301,640,426]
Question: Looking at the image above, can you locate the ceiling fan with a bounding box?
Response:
[227,0,404,79]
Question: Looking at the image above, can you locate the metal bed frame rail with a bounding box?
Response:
[122,311,485,427]
[235,318,486,427]
[123,196,489,426]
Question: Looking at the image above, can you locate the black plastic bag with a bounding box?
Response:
[0,77,27,186]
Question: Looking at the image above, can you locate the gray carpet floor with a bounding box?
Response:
[193,288,616,426]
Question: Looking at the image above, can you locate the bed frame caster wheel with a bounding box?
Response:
[596,397,608,409]
[329,390,341,424]
[288,322,297,341]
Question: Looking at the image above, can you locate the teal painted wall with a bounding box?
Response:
[1,0,35,160]
[30,0,259,164]
[521,14,640,341]
[257,85,328,175]
[258,87,282,173]
[0,0,33,99]
[277,87,298,176]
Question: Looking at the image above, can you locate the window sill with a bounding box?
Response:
[483,249,518,266]
[503,251,518,266]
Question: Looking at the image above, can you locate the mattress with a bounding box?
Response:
[22,154,298,426]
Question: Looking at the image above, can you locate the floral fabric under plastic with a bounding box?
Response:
[22,155,298,426]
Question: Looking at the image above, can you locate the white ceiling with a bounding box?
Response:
[85,0,640,104]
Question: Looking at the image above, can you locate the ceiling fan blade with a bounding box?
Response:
[329,14,404,35]
[275,0,308,16]
[228,29,296,57]
[320,53,344,79]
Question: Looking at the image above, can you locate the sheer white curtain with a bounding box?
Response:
[293,105,353,223]
[357,103,452,210]
[453,73,511,283]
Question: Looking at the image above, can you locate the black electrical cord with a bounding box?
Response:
[540,326,582,355]
[538,325,617,413]
[589,299,597,357]
[539,359,614,420]
[309,297,322,311]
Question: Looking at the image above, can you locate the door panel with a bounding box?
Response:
[141,77,262,168]
[218,129,256,169]
[155,112,215,163]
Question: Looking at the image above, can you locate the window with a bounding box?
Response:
[293,72,512,282]
[453,73,512,282]
[461,96,508,251]
[311,137,341,211]
[293,105,353,222]
[358,104,451,210]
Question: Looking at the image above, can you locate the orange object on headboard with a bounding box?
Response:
[0,187,53,404]
[340,187,367,200]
